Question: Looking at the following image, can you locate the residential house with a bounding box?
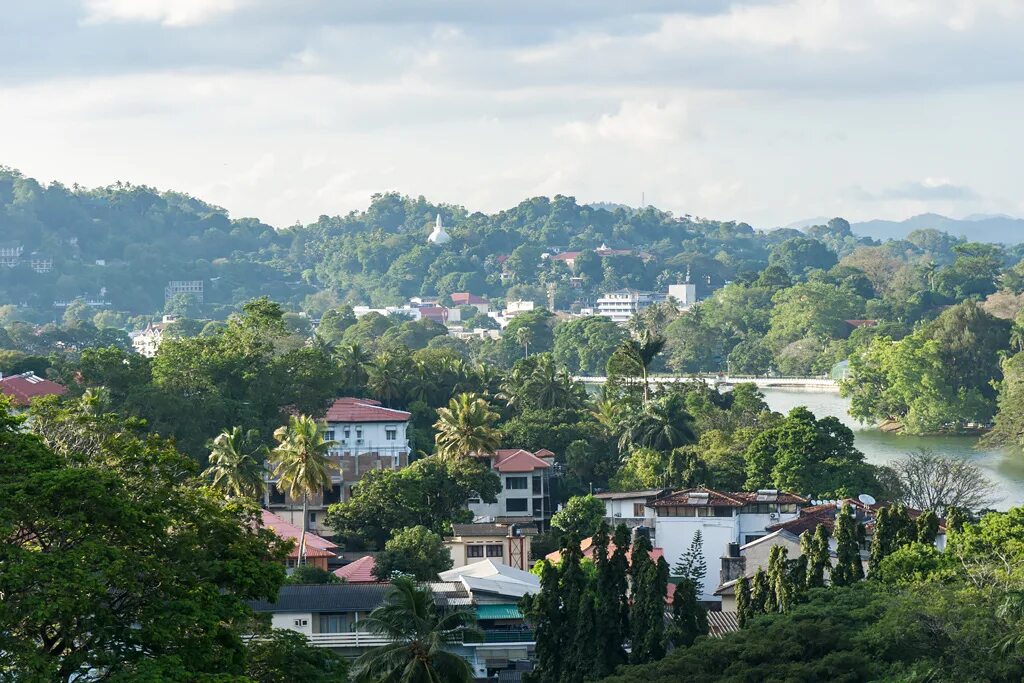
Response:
[446,522,536,571]
[594,290,666,324]
[650,487,807,601]
[549,244,653,272]
[594,489,669,530]
[332,555,381,584]
[450,292,490,314]
[130,315,178,358]
[0,372,67,407]
[260,509,338,572]
[503,300,535,317]
[352,305,420,320]
[468,449,555,528]
[265,398,411,535]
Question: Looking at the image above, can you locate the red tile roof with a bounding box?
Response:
[261,510,338,560]
[651,487,807,509]
[333,555,382,583]
[492,449,551,473]
[0,372,67,406]
[534,448,555,458]
[545,536,663,566]
[450,292,489,305]
[324,398,411,423]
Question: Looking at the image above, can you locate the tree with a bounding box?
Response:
[553,316,627,375]
[804,524,831,589]
[286,564,340,585]
[766,545,793,613]
[350,576,480,683]
[668,578,708,648]
[749,568,771,616]
[607,332,666,403]
[202,426,267,499]
[516,325,534,358]
[735,575,752,628]
[629,531,667,664]
[673,529,707,589]
[269,414,338,565]
[618,393,697,453]
[524,560,564,683]
[592,523,627,676]
[245,629,349,683]
[373,525,454,581]
[916,510,940,545]
[831,504,863,586]
[889,450,1000,514]
[433,392,500,459]
[551,494,606,538]
[768,236,838,279]
[0,401,287,681]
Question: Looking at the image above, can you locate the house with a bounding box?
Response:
[265,398,411,535]
[450,292,490,314]
[164,280,204,303]
[667,282,698,308]
[333,555,381,584]
[544,535,665,566]
[594,489,669,530]
[503,300,535,317]
[353,305,420,320]
[594,290,666,324]
[0,372,67,407]
[549,244,653,272]
[468,449,555,528]
[28,253,53,274]
[260,509,338,572]
[130,315,178,358]
[250,583,392,651]
[0,244,23,268]
[446,522,537,571]
[650,487,807,601]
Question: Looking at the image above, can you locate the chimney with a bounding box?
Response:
[720,549,746,584]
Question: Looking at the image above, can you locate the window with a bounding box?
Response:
[343,427,351,439]
[506,476,528,490]
[742,503,772,514]
[323,485,341,504]
[532,475,543,494]
[506,498,529,513]
[308,512,317,524]
[269,488,286,506]
[319,614,348,633]
[780,503,798,513]
[467,496,481,505]
[355,427,363,438]
[486,544,503,558]
[324,429,335,441]
[713,507,733,518]
[633,503,646,517]
[468,545,485,558]
[385,427,397,441]
[744,534,765,544]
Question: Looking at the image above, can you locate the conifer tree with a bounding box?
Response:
[558,532,586,671]
[831,503,864,586]
[669,578,708,648]
[628,531,666,664]
[749,568,771,615]
[804,523,831,588]
[766,545,793,613]
[868,506,890,574]
[916,509,940,545]
[611,524,632,643]
[735,575,752,628]
[592,522,626,677]
[524,560,563,683]
[946,506,967,533]
[673,530,707,589]
[568,593,597,683]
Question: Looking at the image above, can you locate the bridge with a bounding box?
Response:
[573,374,839,391]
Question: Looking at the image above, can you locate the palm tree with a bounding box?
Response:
[433,393,500,459]
[515,326,534,358]
[269,414,338,565]
[203,426,267,499]
[500,354,585,411]
[606,332,665,403]
[618,394,697,453]
[367,351,409,407]
[351,576,481,683]
[336,343,372,392]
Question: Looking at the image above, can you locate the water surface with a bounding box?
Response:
[759,388,1024,509]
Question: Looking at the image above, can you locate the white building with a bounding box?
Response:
[504,300,535,317]
[427,213,451,245]
[446,523,536,571]
[594,489,669,530]
[667,282,698,308]
[265,398,411,535]
[468,449,556,526]
[352,305,421,320]
[650,487,806,602]
[595,289,664,324]
[129,315,178,358]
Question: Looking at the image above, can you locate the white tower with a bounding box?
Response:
[427,213,451,245]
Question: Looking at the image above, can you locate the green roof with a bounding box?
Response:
[475,604,522,620]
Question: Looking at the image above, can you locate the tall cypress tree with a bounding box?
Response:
[832,503,864,586]
[628,531,666,664]
[524,560,563,683]
[916,510,940,545]
[669,578,708,648]
[766,545,793,613]
[804,523,831,588]
[591,522,626,677]
[610,524,632,646]
[568,593,597,683]
[946,506,967,533]
[735,575,752,627]
[868,506,890,574]
[559,532,586,679]
[749,568,771,616]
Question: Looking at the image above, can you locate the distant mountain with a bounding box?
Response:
[781,216,830,231]
[851,213,1024,244]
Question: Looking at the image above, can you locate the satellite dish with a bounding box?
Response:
[858,493,876,506]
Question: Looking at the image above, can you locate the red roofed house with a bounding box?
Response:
[0,372,67,408]
[261,509,338,572]
[550,244,654,271]
[333,555,381,584]
[265,398,411,536]
[469,449,556,528]
[450,292,490,314]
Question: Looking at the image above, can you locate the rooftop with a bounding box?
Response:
[439,559,540,598]
[324,397,411,423]
[594,488,669,501]
[250,584,390,613]
[333,555,380,584]
[492,448,551,473]
[261,509,338,560]
[0,372,67,406]
[450,523,538,538]
[651,487,807,509]
[545,536,664,566]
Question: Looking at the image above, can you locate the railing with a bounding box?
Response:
[476,629,535,644]
[307,632,391,648]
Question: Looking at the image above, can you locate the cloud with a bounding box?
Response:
[82,0,250,27]
[555,100,690,144]
[853,178,981,202]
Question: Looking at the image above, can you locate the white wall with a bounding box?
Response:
[324,420,408,453]
[656,517,739,601]
[271,612,313,636]
[601,497,656,526]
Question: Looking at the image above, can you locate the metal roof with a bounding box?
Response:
[475,604,523,620]
[250,584,389,613]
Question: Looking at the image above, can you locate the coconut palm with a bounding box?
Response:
[269,414,338,564]
[515,326,534,358]
[202,426,267,499]
[336,342,372,392]
[367,351,410,407]
[618,393,697,454]
[433,393,500,459]
[606,332,666,403]
[351,576,481,683]
[499,354,585,411]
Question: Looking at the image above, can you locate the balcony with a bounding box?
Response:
[306,632,391,648]
[475,628,535,645]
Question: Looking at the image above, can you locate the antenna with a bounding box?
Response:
[857,493,876,506]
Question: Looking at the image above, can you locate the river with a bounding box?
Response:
[759,388,1024,509]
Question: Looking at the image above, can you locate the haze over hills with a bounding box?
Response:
[850,214,1024,244]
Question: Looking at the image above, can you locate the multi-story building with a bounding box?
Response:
[594,289,665,324]
[450,292,490,314]
[446,522,536,571]
[265,398,411,535]
[0,244,23,268]
[164,280,204,303]
[129,315,177,357]
[594,489,669,530]
[468,449,556,528]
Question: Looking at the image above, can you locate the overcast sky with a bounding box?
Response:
[1,1,1022,228]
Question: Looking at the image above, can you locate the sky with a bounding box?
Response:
[1,0,1023,229]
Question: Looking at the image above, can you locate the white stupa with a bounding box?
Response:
[427,213,451,245]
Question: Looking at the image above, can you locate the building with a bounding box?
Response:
[667,282,697,308]
[446,522,536,571]
[450,292,490,314]
[332,555,380,584]
[250,583,392,650]
[164,280,204,303]
[264,398,411,535]
[468,449,555,527]
[544,535,665,567]
[28,254,54,274]
[650,487,807,601]
[549,244,653,271]
[129,315,178,358]
[594,290,665,324]
[0,372,67,407]
[594,489,669,530]
[260,509,339,572]
[353,305,421,320]
[0,244,23,268]
[427,213,451,245]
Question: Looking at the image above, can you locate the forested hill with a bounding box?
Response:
[1,166,1019,324]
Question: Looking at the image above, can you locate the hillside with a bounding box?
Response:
[852,213,1024,243]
